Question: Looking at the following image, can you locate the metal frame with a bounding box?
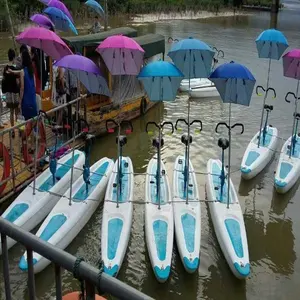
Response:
[0,217,153,300]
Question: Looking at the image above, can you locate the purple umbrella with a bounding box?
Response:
[47,0,74,23]
[30,14,55,30]
[54,54,110,96]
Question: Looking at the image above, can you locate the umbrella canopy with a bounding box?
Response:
[96,35,144,75]
[54,54,110,96]
[283,49,300,80]
[16,27,72,61]
[44,7,77,35]
[30,14,55,30]
[47,0,74,23]
[209,61,256,106]
[85,0,105,17]
[168,37,215,79]
[137,60,184,102]
[256,29,288,60]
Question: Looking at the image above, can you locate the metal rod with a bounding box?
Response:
[68,128,76,206]
[55,264,62,300]
[32,115,40,195]
[0,217,153,300]
[1,233,12,300]
[157,126,161,210]
[227,102,232,209]
[186,51,191,205]
[257,58,271,148]
[27,248,36,300]
[86,280,96,300]
[9,130,16,192]
[289,80,300,158]
[117,73,121,208]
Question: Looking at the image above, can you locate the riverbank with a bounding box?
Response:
[129,9,248,24]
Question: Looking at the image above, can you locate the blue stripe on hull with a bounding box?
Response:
[153,220,167,261]
[181,213,195,253]
[224,219,243,258]
[39,214,67,242]
[73,161,109,202]
[107,218,123,260]
[112,159,129,203]
[39,154,80,192]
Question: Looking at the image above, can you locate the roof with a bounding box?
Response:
[133,34,165,59]
[63,27,138,53]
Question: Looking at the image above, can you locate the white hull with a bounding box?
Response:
[274,136,300,193]
[0,150,85,254]
[173,156,201,273]
[19,157,114,274]
[241,126,278,180]
[101,157,134,277]
[145,156,174,282]
[189,84,219,98]
[180,78,203,92]
[206,159,250,279]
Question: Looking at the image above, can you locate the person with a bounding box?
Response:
[1,49,20,131]
[90,16,101,34]
[30,47,42,112]
[9,50,37,121]
[16,44,29,69]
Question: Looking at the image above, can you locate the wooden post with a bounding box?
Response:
[4,0,17,52]
[104,0,108,31]
[271,0,280,13]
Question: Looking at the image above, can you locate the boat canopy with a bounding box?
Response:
[134,34,165,59]
[64,27,138,53]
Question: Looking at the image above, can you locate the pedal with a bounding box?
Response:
[113,183,117,188]
[178,159,183,164]
[150,180,155,184]
[214,186,219,190]
[124,162,128,168]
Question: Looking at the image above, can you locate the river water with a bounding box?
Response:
[1,2,300,300]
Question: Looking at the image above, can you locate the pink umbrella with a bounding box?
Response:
[16,26,72,61]
[47,0,74,23]
[283,49,300,80]
[96,35,145,75]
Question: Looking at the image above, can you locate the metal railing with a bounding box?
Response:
[0,95,86,202]
[0,217,153,300]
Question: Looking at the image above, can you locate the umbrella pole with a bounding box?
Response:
[289,80,300,158]
[257,58,271,148]
[117,74,122,208]
[227,102,232,209]
[157,124,161,210]
[185,52,192,205]
[69,79,80,206]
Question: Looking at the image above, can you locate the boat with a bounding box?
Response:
[274,113,300,193]
[101,156,134,277]
[19,157,114,273]
[189,82,219,98]
[41,29,166,136]
[173,155,201,273]
[0,149,85,254]
[241,105,278,179]
[145,156,174,282]
[179,78,203,92]
[206,138,250,279]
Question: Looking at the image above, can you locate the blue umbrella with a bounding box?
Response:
[168,37,215,204]
[209,61,256,106]
[168,37,215,80]
[43,7,78,35]
[85,0,105,17]
[255,29,288,147]
[209,61,256,208]
[138,60,183,209]
[256,29,288,60]
[137,60,184,102]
